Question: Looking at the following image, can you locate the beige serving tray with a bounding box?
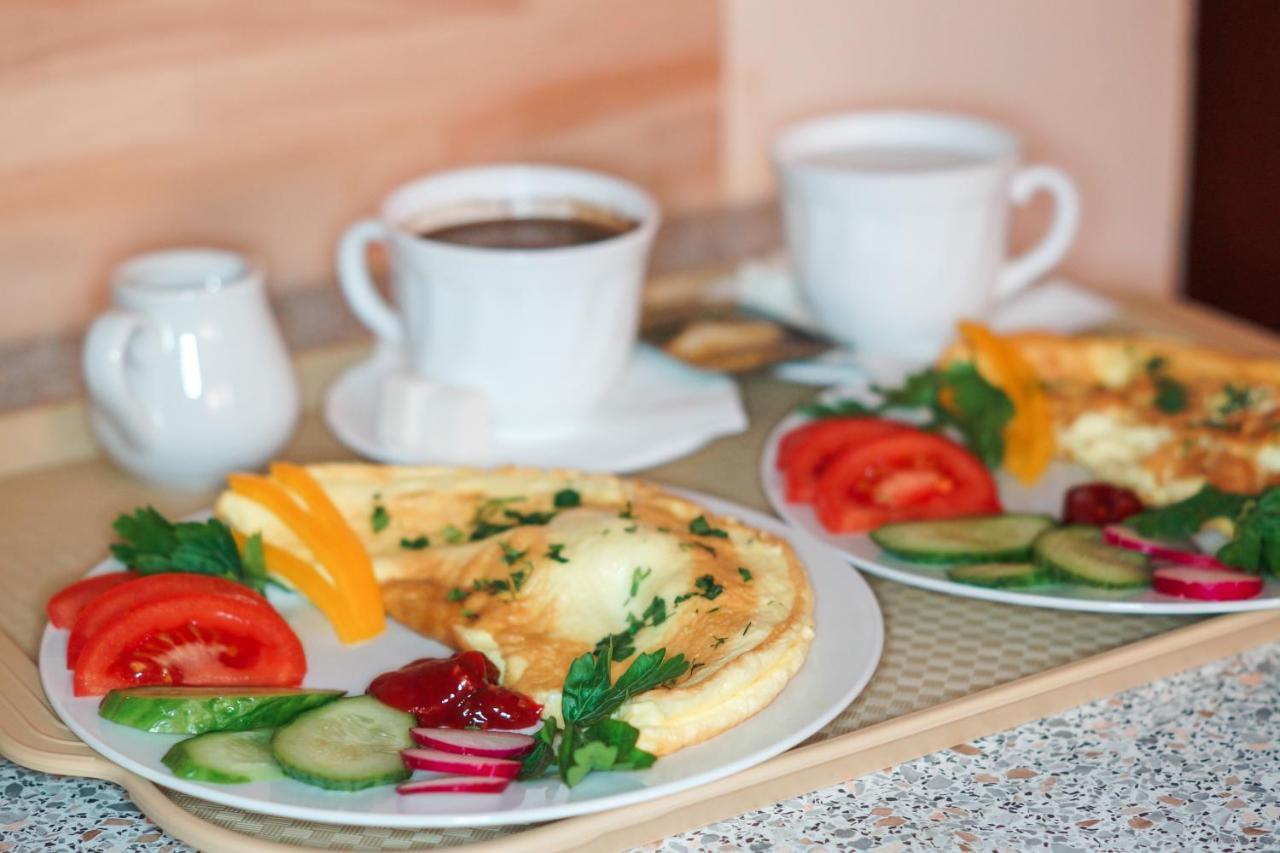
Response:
[2,284,1279,851]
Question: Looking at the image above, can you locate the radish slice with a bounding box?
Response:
[397,776,511,795]
[400,748,521,779]
[411,728,535,758]
[1103,526,1230,569]
[1152,565,1263,601]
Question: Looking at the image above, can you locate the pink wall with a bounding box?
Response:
[721,0,1194,297]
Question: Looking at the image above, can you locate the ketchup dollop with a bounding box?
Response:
[367,651,542,729]
[1062,482,1144,526]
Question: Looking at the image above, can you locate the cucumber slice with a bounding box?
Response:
[98,687,344,734]
[271,695,415,791]
[946,562,1052,589]
[870,514,1056,564]
[162,729,283,784]
[1034,525,1151,588]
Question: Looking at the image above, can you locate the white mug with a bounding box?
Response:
[83,249,300,490]
[774,111,1081,359]
[337,164,660,433]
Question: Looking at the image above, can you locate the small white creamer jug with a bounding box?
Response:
[83,248,300,490]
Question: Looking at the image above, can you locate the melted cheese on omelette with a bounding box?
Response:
[215,464,815,756]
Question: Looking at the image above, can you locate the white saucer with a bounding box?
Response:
[324,344,748,472]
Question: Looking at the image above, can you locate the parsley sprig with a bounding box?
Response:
[519,640,689,786]
[110,507,269,593]
[802,363,1013,468]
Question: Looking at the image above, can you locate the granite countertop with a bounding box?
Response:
[3,640,1276,852]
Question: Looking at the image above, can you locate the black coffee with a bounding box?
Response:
[419,216,635,250]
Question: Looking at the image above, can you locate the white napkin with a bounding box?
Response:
[723,255,1118,386]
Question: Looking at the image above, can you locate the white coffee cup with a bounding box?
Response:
[83,248,300,490]
[774,111,1081,359]
[337,164,660,433]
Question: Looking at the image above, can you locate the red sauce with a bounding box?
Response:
[1062,482,1144,526]
[367,651,542,729]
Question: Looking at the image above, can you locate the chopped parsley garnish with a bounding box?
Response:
[711,636,727,649]
[461,609,478,620]
[593,596,668,660]
[505,508,556,525]
[554,488,581,508]
[674,574,723,606]
[743,621,752,636]
[499,540,528,566]
[510,569,528,591]
[1145,355,1188,414]
[619,501,635,520]
[442,524,466,545]
[400,535,429,550]
[737,567,753,582]
[473,577,510,595]
[546,543,569,563]
[1219,383,1255,417]
[624,524,638,533]
[628,567,652,601]
[447,586,469,602]
[109,507,269,593]
[688,515,729,538]
[371,502,390,533]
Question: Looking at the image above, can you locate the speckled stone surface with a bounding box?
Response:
[3,641,1279,851]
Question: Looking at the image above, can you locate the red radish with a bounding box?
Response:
[411,728,535,758]
[400,748,520,779]
[397,776,511,795]
[1152,565,1263,601]
[1102,526,1230,570]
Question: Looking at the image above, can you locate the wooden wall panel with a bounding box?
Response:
[0,0,720,341]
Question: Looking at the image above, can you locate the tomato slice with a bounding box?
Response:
[46,571,137,630]
[813,430,1002,533]
[73,592,305,696]
[66,574,269,668]
[781,419,913,503]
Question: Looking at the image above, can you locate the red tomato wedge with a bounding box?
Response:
[73,592,305,696]
[66,574,268,668]
[46,571,136,630]
[814,430,1001,533]
[781,418,914,503]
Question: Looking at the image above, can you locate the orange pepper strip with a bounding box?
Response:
[957,321,1055,484]
[227,473,382,640]
[269,462,386,636]
[231,530,362,644]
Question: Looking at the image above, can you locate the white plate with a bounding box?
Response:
[761,408,1280,615]
[325,344,747,473]
[39,490,882,828]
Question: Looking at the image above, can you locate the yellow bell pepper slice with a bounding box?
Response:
[269,462,386,636]
[957,321,1055,484]
[232,530,363,644]
[227,473,383,640]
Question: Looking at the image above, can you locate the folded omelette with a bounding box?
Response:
[216,464,816,756]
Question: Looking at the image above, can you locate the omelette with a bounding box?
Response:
[216,464,816,756]
[944,332,1280,503]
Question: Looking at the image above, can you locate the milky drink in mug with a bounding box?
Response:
[775,111,1081,359]
[337,164,660,434]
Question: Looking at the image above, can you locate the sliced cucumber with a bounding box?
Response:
[162,729,283,784]
[946,562,1052,589]
[1034,525,1151,588]
[870,514,1056,564]
[98,687,344,734]
[271,695,415,791]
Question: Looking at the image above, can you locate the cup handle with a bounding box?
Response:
[82,310,156,450]
[996,165,1081,300]
[337,218,404,345]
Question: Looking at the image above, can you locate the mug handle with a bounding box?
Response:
[995,165,1081,300]
[82,310,156,450]
[337,218,404,345]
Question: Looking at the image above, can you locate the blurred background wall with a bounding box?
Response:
[1,0,1193,377]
